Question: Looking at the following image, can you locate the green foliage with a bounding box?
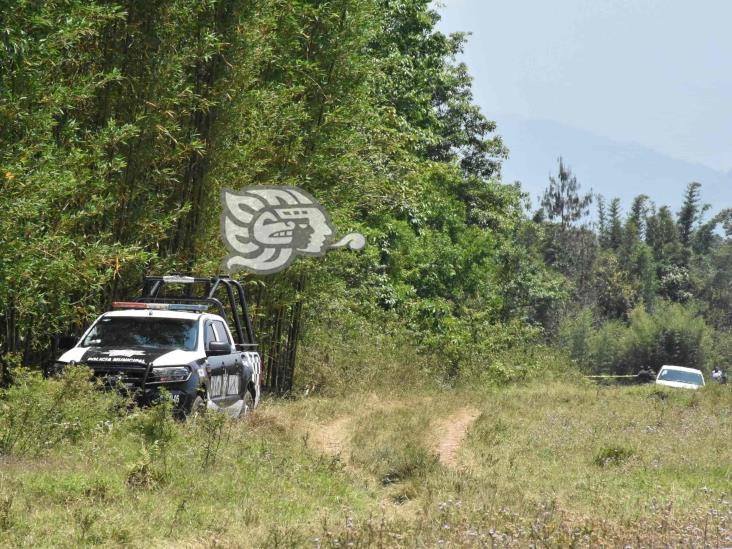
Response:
[1,0,554,392]
[0,366,122,456]
[593,445,635,467]
[539,157,592,229]
[592,252,639,319]
[3,0,726,395]
[677,182,708,252]
[543,178,732,378]
[370,0,507,178]
[560,302,711,374]
[0,0,247,362]
[607,198,623,250]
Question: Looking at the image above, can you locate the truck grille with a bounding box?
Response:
[89,362,149,389]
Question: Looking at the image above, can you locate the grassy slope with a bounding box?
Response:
[1,380,732,547]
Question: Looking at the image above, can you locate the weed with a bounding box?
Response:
[73,507,99,544]
[195,406,228,467]
[125,441,167,489]
[83,478,111,502]
[0,366,122,456]
[167,500,186,537]
[0,496,12,532]
[350,408,438,486]
[594,445,635,467]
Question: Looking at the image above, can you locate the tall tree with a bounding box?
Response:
[596,195,608,248]
[370,0,507,179]
[607,198,623,250]
[627,194,650,240]
[677,182,709,252]
[540,157,592,230]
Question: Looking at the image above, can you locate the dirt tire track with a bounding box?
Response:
[311,416,352,456]
[435,407,480,468]
[307,394,402,457]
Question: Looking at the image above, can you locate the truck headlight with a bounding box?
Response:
[149,366,190,384]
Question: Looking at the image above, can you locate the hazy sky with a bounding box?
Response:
[436,0,732,172]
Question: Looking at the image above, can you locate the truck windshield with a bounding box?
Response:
[81,317,198,351]
[658,368,704,386]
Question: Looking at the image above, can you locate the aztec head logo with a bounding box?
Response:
[220,186,366,275]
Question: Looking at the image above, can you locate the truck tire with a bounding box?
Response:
[241,390,254,417]
[187,394,207,419]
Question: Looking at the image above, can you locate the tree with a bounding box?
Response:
[627,194,650,240]
[607,198,623,250]
[593,253,638,320]
[370,0,507,180]
[646,206,681,266]
[597,195,608,247]
[539,157,592,230]
[677,182,710,259]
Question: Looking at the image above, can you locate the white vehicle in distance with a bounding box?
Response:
[655,365,705,390]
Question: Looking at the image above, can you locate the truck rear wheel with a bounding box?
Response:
[241,390,254,416]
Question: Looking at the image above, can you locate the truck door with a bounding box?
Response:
[204,320,242,404]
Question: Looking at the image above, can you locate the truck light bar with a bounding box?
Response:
[112,302,208,312]
[162,275,196,284]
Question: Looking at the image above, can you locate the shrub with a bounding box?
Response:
[593,445,634,467]
[0,366,123,456]
[559,302,712,374]
[300,304,564,393]
[297,304,442,395]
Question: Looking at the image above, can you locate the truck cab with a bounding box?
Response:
[54,275,261,418]
[655,365,705,390]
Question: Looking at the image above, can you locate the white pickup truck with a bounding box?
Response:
[655,365,705,390]
[53,275,261,418]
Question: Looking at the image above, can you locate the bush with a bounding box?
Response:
[299,302,564,394]
[297,305,443,396]
[559,302,712,374]
[0,366,123,456]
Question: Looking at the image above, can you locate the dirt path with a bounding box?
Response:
[310,416,352,456]
[435,407,480,468]
[307,394,401,457]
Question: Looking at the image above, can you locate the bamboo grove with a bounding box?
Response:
[2,0,731,390]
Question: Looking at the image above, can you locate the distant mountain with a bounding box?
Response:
[497,116,732,215]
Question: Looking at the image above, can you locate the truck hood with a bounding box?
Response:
[59,347,203,367]
[656,379,703,390]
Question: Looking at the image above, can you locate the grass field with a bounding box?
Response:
[1,372,731,547]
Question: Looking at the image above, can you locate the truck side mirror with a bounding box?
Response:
[58,335,79,350]
[207,341,231,356]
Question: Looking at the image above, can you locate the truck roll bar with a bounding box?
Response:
[138,275,257,348]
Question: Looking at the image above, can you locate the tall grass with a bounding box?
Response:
[2,355,731,546]
[300,382,732,547]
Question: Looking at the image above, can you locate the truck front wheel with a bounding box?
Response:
[177,393,206,420]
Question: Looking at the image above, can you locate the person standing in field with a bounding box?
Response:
[712,366,722,382]
[637,366,655,384]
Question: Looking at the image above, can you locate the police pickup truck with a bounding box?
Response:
[54,275,261,418]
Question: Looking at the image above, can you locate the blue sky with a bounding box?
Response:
[436,0,732,173]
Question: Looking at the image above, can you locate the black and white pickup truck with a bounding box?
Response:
[53,275,261,418]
